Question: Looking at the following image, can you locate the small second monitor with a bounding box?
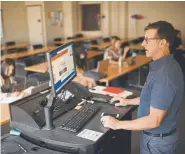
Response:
[47,42,77,96]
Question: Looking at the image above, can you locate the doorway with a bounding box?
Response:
[27,6,44,45]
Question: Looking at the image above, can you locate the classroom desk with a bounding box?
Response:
[91,38,135,49]
[91,42,111,49]
[54,36,101,44]
[129,43,144,50]
[86,50,104,59]
[0,55,6,62]
[0,46,55,62]
[24,50,104,73]
[1,43,31,51]
[99,55,152,86]
[0,104,10,125]
[129,43,185,52]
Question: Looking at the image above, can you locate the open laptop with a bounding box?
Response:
[84,60,109,80]
[92,59,109,74]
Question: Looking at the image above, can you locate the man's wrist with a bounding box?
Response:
[115,120,125,130]
[115,120,121,130]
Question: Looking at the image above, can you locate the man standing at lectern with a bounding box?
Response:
[101,21,184,154]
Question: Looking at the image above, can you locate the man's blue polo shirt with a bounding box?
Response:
[138,55,184,134]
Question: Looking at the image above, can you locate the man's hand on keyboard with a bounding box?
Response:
[110,96,129,107]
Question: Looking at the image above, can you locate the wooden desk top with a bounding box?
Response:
[91,38,135,49]
[0,104,10,125]
[0,55,6,62]
[87,51,104,59]
[25,62,48,73]
[99,55,152,83]
[91,42,111,49]
[129,44,185,51]
[24,50,104,73]
[54,36,101,44]
[0,46,55,62]
[1,43,31,51]
[129,43,144,50]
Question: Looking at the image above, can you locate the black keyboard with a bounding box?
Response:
[32,98,76,128]
[91,93,112,103]
[59,104,100,132]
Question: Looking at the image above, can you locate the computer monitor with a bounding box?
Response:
[47,42,77,97]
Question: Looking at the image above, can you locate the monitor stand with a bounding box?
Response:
[44,94,56,130]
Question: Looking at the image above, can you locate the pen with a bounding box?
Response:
[78,99,86,106]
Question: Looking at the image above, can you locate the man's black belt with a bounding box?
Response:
[143,128,176,137]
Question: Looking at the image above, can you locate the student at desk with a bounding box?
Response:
[104,38,131,87]
[104,38,130,63]
[101,21,184,154]
[1,59,28,99]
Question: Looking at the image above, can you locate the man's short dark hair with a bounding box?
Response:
[144,21,176,49]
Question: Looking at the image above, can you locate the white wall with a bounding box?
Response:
[1,2,29,45]
[44,1,63,45]
[128,2,185,43]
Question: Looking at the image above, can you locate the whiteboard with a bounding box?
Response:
[0,10,3,38]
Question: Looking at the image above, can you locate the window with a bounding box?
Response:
[81,4,100,31]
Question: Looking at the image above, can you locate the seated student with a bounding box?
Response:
[104,38,132,87]
[104,38,130,62]
[73,45,87,74]
[0,59,28,98]
[1,59,16,93]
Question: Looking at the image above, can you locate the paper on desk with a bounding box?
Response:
[118,91,133,98]
[22,86,35,94]
[77,129,103,142]
[0,94,23,104]
[89,86,133,98]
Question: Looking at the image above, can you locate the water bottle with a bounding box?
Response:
[118,57,122,67]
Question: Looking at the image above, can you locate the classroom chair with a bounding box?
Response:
[6,41,15,46]
[75,34,83,38]
[6,41,17,54]
[67,36,77,40]
[54,37,63,46]
[103,37,111,42]
[32,44,46,62]
[15,62,49,88]
[95,37,104,44]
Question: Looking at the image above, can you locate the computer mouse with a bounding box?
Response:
[109,100,120,105]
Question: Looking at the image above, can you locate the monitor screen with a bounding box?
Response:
[47,42,76,95]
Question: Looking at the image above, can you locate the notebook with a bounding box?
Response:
[89,86,133,98]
